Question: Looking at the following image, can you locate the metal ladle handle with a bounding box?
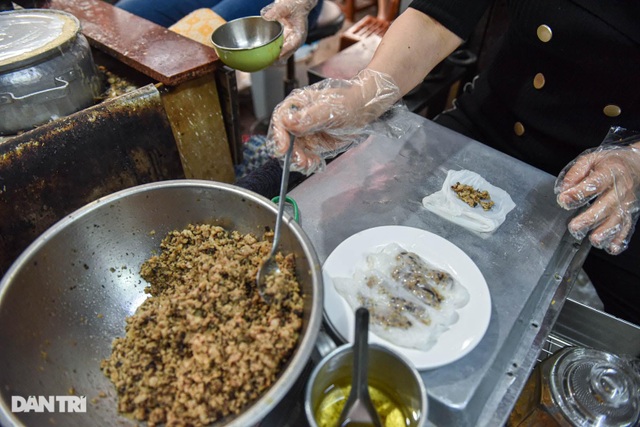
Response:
[269,134,295,257]
[353,307,371,398]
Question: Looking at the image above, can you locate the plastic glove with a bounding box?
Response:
[267,68,405,174]
[261,0,317,60]
[555,129,640,255]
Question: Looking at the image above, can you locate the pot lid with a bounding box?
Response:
[0,9,80,73]
[549,347,640,427]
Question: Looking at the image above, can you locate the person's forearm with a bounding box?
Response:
[367,8,463,97]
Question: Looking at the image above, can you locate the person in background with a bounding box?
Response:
[115,0,324,60]
[263,1,640,325]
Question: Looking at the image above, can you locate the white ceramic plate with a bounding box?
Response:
[322,225,491,370]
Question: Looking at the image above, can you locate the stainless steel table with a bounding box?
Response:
[288,113,590,426]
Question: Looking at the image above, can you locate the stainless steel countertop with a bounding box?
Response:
[289,113,589,426]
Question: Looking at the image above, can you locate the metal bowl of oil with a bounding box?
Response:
[305,343,428,427]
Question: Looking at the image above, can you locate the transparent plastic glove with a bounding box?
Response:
[555,127,640,255]
[261,0,317,60]
[267,68,409,174]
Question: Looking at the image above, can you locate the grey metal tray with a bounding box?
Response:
[289,113,588,426]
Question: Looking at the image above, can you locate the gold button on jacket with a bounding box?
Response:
[533,73,546,89]
[603,104,622,117]
[514,121,525,136]
[537,24,553,42]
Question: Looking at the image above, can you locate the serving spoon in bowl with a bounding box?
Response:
[338,307,383,427]
[256,133,295,303]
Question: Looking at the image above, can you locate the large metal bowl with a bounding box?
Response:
[210,16,283,72]
[0,180,323,427]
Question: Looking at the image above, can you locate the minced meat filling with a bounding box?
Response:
[100,224,304,426]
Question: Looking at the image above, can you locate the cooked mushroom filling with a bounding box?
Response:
[100,224,303,427]
[451,182,495,211]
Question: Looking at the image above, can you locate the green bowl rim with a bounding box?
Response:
[210,16,284,52]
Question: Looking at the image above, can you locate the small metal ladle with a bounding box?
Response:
[338,307,383,427]
[256,133,295,303]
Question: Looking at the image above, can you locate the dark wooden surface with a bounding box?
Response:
[42,0,221,86]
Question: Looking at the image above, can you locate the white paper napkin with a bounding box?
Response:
[422,170,516,233]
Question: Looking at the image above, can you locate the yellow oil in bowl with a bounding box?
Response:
[314,379,411,427]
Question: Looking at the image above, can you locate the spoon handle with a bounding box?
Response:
[353,307,370,396]
[271,134,295,257]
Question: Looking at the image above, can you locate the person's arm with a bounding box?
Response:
[368,8,463,96]
[267,8,463,173]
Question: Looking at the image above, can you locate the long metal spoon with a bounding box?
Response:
[256,133,295,302]
[338,307,383,427]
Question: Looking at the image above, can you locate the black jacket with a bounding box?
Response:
[409,0,640,324]
[410,0,640,174]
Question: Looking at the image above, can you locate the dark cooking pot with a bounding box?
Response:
[0,180,323,426]
[0,9,102,135]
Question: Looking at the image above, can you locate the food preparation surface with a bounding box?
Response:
[289,113,589,426]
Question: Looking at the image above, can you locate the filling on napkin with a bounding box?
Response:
[422,170,515,233]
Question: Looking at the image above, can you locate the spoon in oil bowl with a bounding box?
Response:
[256,133,295,303]
[338,307,383,427]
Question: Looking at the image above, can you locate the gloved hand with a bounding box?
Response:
[555,134,640,255]
[267,68,404,174]
[261,0,317,60]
